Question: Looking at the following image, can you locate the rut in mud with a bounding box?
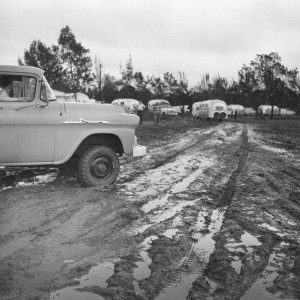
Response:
[1,120,300,300]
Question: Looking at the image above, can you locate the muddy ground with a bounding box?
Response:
[0,116,300,300]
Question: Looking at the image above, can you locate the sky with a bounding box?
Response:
[0,0,299,87]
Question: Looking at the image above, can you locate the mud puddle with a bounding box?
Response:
[241,242,289,300]
[155,208,225,300]
[134,236,159,297]
[31,243,90,275]
[50,261,115,300]
[0,234,35,260]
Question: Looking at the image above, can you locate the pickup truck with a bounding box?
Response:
[0,65,146,186]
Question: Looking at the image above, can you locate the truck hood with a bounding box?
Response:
[62,102,140,125]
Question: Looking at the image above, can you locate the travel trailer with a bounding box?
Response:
[286,109,296,116]
[227,104,245,116]
[192,99,228,120]
[148,99,178,115]
[257,105,280,116]
[244,107,256,116]
[280,108,287,116]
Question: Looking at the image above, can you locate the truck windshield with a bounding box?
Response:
[40,76,56,101]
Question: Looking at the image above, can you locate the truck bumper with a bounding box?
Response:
[133,145,147,157]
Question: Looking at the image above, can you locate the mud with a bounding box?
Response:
[0,118,300,300]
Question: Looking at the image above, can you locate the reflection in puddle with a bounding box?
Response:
[241,242,288,300]
[162,228,179,239]
[156,274,200,300]
[156,209,225,300]
[226,231,261,254]
[0,234,35,260]
[135,200,197,234]
[261,223,279,232]
[134,236,158,297]
[193,209,225,256]
[231,256,243,274]
[51,287,104,300]
[50,262,115,300]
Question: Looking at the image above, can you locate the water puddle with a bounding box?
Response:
[135,200,197,234]
[156,208,225,299]
[0,234,35,260]
[192,208,225,256]
[123,152,215,206]
[261,223,279,232]
[156,273,200,300]
[31,243,90,275]
[226,231,261,254]
[241,243,287,300]
[50,261,115,300]
[162,228,179,239]
[260,145,287,154]
[134,236,158,297]
[231,256,243,274]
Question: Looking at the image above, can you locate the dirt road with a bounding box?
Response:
[0,119,299,300]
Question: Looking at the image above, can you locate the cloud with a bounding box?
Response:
[0,0,299,86]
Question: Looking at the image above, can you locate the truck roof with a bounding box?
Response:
[0,65,44,78]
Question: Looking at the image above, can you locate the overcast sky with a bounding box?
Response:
[1,0,299,87]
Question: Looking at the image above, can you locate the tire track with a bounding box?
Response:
[217,127,249,207]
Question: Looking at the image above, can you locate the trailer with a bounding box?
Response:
[227,104,245,116]
[192,99,228,120]
[244,107,256,116]
[257,105,280,116]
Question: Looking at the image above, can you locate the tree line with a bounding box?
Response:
[18,26,300,113]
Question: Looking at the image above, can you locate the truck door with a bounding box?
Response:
[0,75,55,164]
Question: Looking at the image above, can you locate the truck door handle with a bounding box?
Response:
[0,106,3,109]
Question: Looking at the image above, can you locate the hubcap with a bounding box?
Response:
[90,156,112,179]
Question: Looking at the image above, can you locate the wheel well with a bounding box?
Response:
[74,134,124,157]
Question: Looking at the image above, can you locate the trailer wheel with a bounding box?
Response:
[78,146,120,186]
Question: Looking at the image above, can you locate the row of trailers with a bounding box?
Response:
[192,100,296,121]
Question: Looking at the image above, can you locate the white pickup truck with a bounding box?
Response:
[0,65,146,186]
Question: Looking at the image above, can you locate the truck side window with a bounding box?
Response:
[0,75,36,102]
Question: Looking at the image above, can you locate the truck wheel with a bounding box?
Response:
[78,146,120,186]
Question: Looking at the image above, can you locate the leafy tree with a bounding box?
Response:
[238,52,299,117]
[134,72,152,103]
[101,74,119,103]
[120,55,134,86]
[211,74,228,99]
[18,40,62,86]
[58,26,94,99]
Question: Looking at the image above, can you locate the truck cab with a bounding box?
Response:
[0,65,146,186]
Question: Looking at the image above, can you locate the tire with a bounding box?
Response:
[78,146,120,186]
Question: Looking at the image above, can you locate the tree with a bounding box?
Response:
[19,26,94,100]
[211,74,228,99]
[18,40,62,87]
[101,74,119,103]
[120,55,134,87]
[239,52,299,118]
[58,26,94,100]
